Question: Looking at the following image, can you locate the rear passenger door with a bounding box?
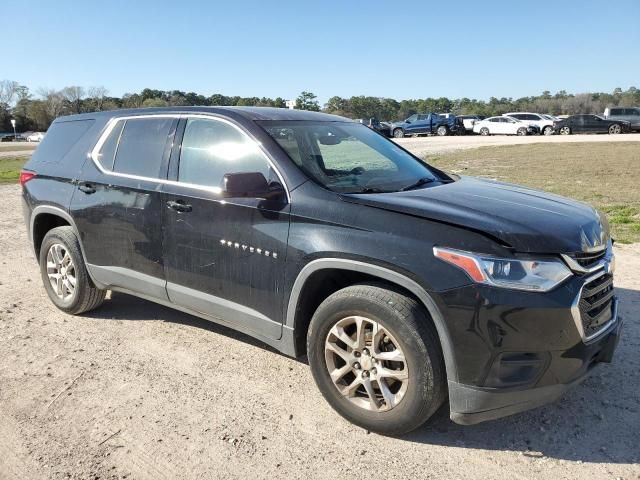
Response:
[71,115,178,299]
[160,116,290,340]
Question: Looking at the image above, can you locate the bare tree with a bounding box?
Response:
[61,86,86,114]
[0,80,20,107]
[88,86,108,111]
[38,88,66,122]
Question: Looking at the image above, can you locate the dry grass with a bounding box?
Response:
[428,142,640,243]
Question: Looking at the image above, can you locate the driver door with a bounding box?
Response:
[403,114,421,135]
[161,116,290,340]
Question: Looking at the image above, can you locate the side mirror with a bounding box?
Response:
[223,172,271,198]
[405,120,411,124]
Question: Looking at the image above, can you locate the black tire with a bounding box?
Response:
[542,126,554,136]
[517,127,528,136]
[436,125,448,136]
[307,283,446,435]
[479,127,490,136]
[392,128,404,138]
[39,226,106,314]
[559,126,571,135]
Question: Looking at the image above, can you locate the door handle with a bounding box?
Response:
[166,200,192,213]
[78,182,96,194]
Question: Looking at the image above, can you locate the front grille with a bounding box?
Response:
[569,249,607,270]
[579,273,615,338]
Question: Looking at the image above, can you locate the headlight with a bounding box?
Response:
[433,247,572,292]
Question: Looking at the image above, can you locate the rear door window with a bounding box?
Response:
[112,117,176,178]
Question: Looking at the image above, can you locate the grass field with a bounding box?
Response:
[428,142,640,243]
[0,156,26,184]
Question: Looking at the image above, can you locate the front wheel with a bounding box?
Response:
[559,126,571,135]
[543,126,554,135]
[393,128,405,138]
[39,226,106,314]
[479,127,490,136]
[609,124,622,135]
[436,125,448,136]
[307,283,446,435]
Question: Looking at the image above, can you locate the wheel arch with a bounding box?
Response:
[29,206,101,287]
[30,206,77,258]
[286,258,458,382]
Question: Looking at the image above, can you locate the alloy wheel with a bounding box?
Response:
[609,124,621,134]
[324,315,409,412]
[46,243,76,301]
[560,126,571,135]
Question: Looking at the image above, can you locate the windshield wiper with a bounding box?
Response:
[357,187,390,194]
[400,177,436,191]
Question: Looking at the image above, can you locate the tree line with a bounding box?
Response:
[1,79,638,132]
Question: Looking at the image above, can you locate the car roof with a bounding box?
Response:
[56,106,352,123]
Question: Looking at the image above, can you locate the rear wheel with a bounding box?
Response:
[307,283,446,435]
[436,125,448,136]
[479,127,490,136]
[608,124,621,135]
[559,126,571,135]
[393,128,405,138]
[39,226,106,314]
[517,127,528,136]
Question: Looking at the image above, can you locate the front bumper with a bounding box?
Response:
[448,307,622,425]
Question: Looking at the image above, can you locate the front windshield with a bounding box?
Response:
[260,121,440,194]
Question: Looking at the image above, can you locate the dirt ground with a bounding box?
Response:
[0,182,638,480]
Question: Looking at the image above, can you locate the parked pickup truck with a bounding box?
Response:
[389,113,461,138]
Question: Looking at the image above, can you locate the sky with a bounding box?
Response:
[4,0,640,104]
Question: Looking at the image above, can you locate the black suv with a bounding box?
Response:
[21,107,621,434]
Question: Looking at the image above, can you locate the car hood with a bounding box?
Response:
[342,176,609,253]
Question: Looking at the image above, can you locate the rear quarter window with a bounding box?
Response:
[29,119,95,164]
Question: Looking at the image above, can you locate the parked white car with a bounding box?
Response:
[473,116,537,136]
[27,132,45,142]
[503,112,555,135]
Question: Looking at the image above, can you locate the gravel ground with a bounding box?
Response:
[395,132,640,156]
[0,182,639,480]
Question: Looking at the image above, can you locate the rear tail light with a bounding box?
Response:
[19,170,36,187]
